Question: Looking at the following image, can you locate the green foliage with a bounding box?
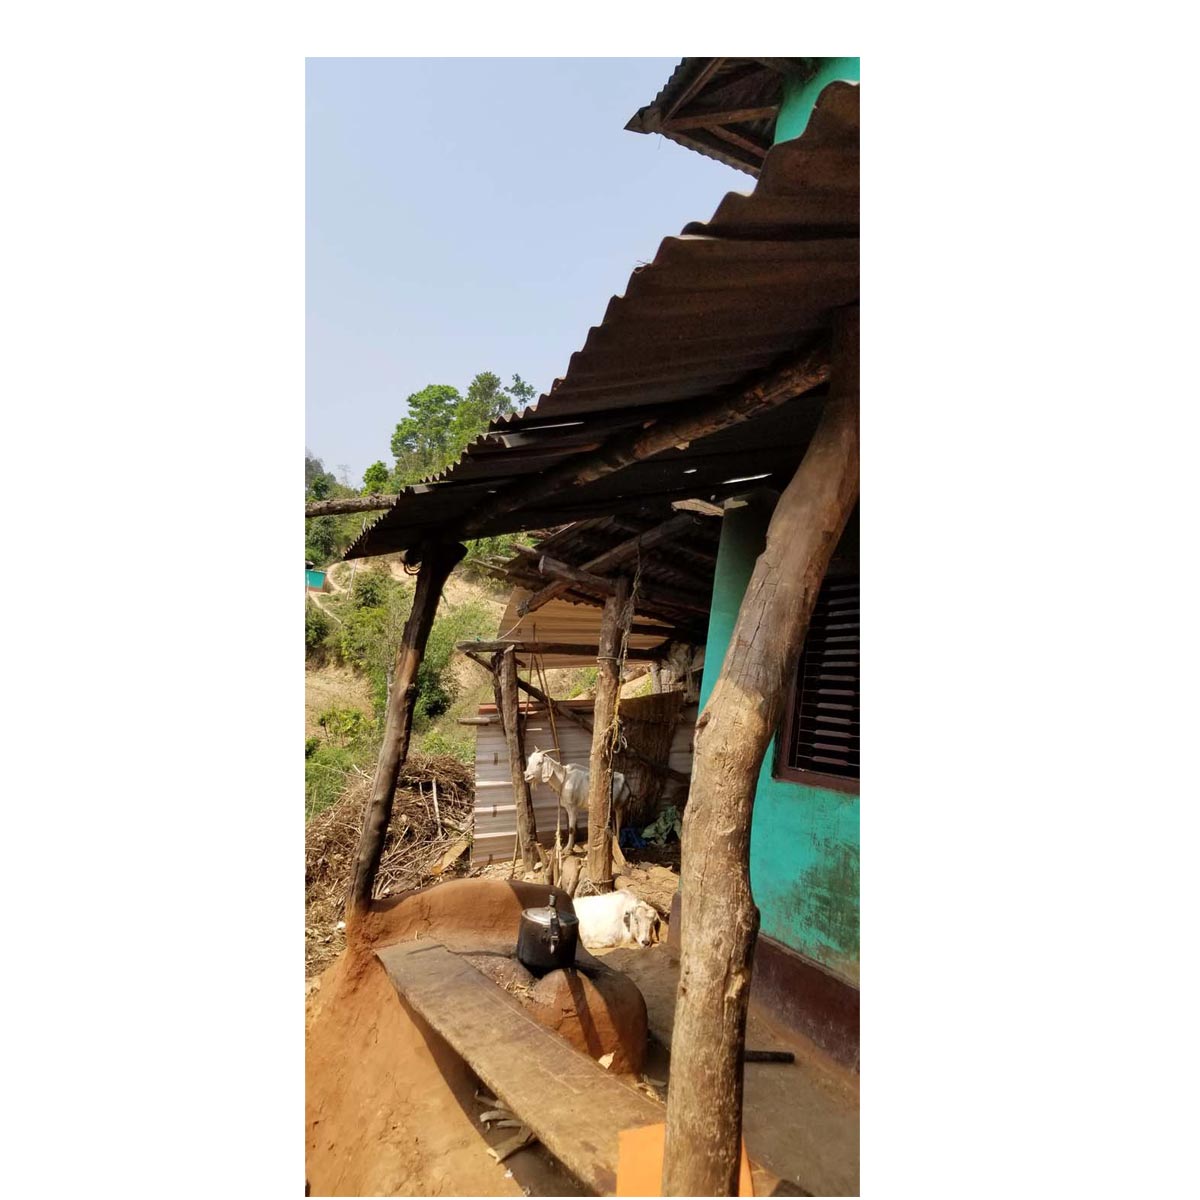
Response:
[305,736,320,759]
[388,372,537,490]
[569,666,598,698]
[461,530,536,579]
[390,384,463,484]
[362,460,389,493]
[415,600,495,725]
[305,744,358,819]
[305,516,340,566]
[418,728,475,763]
[350,564,395,610]
[506,373,537,409]
[337,582,414,717]
[305,599,332,655]
[317,704,372,747]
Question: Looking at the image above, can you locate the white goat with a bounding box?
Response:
[573,891,660,949]
[523,747,632,857]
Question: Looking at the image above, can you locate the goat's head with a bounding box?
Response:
[523,747,553,785]
[622,900,659,947]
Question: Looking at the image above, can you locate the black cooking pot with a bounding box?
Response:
[516,894,579,974]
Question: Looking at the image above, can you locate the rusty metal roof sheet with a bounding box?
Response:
[345,81,858,562]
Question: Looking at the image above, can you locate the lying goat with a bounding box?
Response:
[523,746,632,856]
[573,890,660,949]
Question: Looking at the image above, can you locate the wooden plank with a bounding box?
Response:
[375,941,661,1195]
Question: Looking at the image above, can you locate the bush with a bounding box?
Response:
[305,736,320,759]
[305,600,332,656]
[415,600,495,725]
[317,704,372,747]
[419,728,475,763]
[351,565,396,609]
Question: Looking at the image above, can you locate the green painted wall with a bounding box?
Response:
[774,57,860,145]
[306,569,326,591]
[697,497,860,986]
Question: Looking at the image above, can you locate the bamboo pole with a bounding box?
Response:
[662,308,859,1196]
[347,540,466,928]
[585,575,633,891]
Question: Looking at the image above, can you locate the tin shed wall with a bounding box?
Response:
[471,698,696,865]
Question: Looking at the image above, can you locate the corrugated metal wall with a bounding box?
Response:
[472,695,696,865]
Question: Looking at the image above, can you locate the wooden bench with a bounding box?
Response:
[376,940,662,1194]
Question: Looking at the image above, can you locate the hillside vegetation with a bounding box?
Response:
[304,368,544,820]
[305,560,504,819]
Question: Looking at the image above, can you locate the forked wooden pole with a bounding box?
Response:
[346,541,465,930]
[496,646,539,872]
[585,575,633,891]
[662,308,859,1196]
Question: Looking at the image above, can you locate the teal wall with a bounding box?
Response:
[306,569,326,591]
[774,57,860,144]
[697,497,860,986]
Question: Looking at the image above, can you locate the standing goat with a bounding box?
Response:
[523,746,632,856]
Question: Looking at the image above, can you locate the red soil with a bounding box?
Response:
[306,879,631,1196]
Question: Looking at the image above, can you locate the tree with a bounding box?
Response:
[390,384,462,485]
[506,373,537,409]
[451,371,509,446]
[362,460,389,493]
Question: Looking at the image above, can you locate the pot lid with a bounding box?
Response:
[522,898,579,927]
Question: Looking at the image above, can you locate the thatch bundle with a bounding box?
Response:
[305,753,474,975]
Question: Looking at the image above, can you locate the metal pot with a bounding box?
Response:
[516,894,579,975]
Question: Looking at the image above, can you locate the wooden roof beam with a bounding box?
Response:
[517,512,702,618]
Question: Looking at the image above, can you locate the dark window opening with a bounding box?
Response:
[775,572,859,790]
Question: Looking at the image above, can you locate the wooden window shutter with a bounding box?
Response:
[776,572,859,787]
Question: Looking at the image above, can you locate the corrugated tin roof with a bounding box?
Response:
[345,80,858,562]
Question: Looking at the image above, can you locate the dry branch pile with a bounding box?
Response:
[305,753,475,975]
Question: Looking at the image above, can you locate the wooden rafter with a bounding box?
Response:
[517,512,701,618]
[661,105,779,132]
[664,58,726,121]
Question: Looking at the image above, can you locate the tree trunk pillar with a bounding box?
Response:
[662,307,859,1196]
[497,645,539,872]
[586,574,632,890]
[346,541,465,931]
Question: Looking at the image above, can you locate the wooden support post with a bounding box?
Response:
[586,575,633,891]
[662,308,859,1196]
[347,540,466,928]
[496,646,539,872]
[459,647,691,787]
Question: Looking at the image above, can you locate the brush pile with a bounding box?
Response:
[305,753,475,975]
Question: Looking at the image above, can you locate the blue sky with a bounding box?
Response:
[306,58,745,485]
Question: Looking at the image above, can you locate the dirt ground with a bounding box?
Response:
[596,943,860,1197]
[305,664,375,737]
[306,949,586,1197]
